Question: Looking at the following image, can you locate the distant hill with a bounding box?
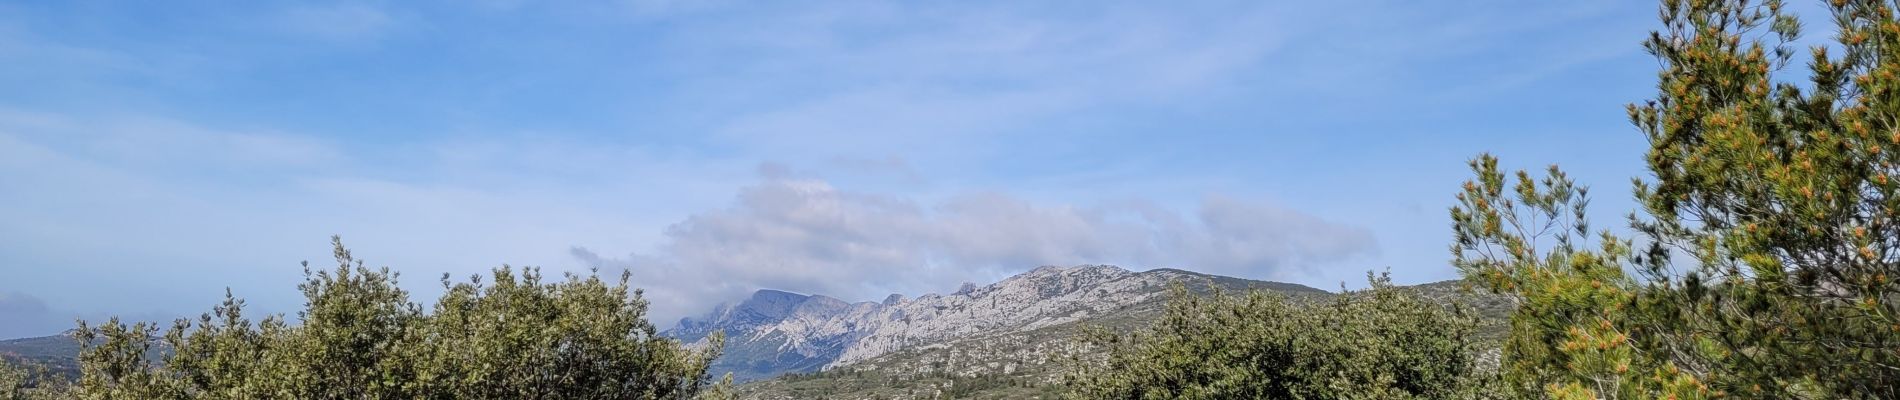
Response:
[699,267,1509,400]
[0,331,84,371]
[0,329,169,377]
[660,265,1340,385]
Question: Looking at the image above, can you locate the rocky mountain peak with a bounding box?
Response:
[1024,265,1065,275]
[736,289,810,320]
[671,289,813,343]
[952,282,978,295]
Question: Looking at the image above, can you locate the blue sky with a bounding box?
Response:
[0,0,1692,336]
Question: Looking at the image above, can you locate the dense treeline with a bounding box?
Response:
[1,237,728,400]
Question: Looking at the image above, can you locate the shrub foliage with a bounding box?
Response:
[1064,273,1500,399]
[4,236,727,400]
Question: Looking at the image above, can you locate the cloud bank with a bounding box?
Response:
[572,172,1376,325]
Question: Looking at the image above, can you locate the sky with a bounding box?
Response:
[0,0,1721,337]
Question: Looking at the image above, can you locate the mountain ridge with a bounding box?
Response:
[732,273,1502,399]
[663,265,1331,382]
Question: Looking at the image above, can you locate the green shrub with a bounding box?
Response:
[1065,273,1501,399]
[64,236,729,400]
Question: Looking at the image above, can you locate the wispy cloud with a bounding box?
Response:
[0,108,751,323]
[0,110,345,172]
[278,3,395,41]
[650,1,1289,164]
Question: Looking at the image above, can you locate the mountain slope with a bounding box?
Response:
[731,276,1509,400]
[0,331,84,373]
[668,289,876,382]
[0,330,169,377]
[662,265,1329,383]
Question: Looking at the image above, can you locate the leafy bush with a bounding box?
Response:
[2,357,68,400]
[1064,273,1501,399]
[60,236,730,400]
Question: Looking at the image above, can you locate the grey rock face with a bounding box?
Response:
[671,289,810,344]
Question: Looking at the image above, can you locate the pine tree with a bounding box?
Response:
[1454,0,1900,398]
[1451,156,1710,399]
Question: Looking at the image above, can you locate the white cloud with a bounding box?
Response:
[572,172,1376,325]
